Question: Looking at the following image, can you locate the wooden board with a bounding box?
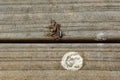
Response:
[0,43,119,80]
[0,0,120,41]
[0,70,119,80]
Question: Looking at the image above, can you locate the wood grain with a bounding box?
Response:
[0,43,119,80]
[0,70,119,80]
[0,43,119,71]
[0,0,120,41]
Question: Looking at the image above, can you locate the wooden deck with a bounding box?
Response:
[0,0,119,80]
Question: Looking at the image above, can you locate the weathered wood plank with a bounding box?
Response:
[0,0,119,4]
[0,44,119,79]
[0,61,119,71]
[0,3,120,14]
[0,70,119,80]
[0,44,119,71]
[0,0,119,41]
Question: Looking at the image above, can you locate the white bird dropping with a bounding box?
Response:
[61,52,83,71]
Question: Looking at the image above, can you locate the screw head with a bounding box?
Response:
[61,52,83,71]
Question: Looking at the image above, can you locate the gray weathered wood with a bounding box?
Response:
[0,0,120,41]
[0,70,119,80]
[0,43,119,80]
[0,43,119,71]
